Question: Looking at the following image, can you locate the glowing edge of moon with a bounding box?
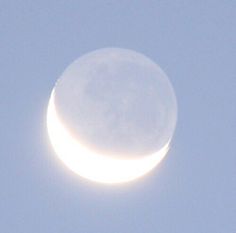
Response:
[47,90,170,184]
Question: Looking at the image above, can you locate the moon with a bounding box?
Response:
[47,48,177,184]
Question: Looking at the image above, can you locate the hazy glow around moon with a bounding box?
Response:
[47,90,170,184]
[47,48,177,184]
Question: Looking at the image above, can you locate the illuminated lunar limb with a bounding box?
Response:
[47,48,177,184]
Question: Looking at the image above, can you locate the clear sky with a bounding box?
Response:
[1,1,235,232]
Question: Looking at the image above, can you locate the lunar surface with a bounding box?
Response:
[47,48,177,184]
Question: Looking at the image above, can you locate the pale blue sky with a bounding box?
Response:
[1,1,235,232]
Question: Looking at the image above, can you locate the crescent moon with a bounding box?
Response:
[47,90,170,184]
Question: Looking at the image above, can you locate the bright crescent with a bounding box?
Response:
[47,90,170,184]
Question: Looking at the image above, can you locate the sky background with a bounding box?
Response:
[1,1,235,232]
